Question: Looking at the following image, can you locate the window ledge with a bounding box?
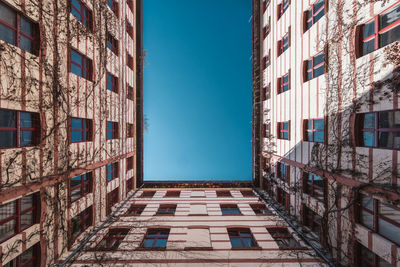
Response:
[136,247,166,251]
[231,246,262,250]
[184,247,213,251]
[278,246,309,250]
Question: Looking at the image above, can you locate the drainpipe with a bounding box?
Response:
[253,187,337,267]
[59,184,144,267]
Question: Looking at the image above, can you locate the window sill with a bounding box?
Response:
[278,246,308,250]
[222,214,242,216]
[231,246,262,250]
[184,247,213,251]
[136,247,166,251]
[155,214,175,216]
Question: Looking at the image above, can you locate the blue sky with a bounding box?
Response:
[143,0,252,181]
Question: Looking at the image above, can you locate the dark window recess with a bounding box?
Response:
[106,188,119,215]
[156,205,176,215]
[126,205,145,215]
[141,229,169,249]
[126,21,134,39]
[165,191,180,197]
[278,73,290,93]
[127,85,134,100]
[107,0,119,17]
[0,193,39,243]
[278,121,290,140]
[126,156,134,171]
[305,53,325,81]
[360,4,400,57]
[127,123,134,138]
[70,172,92,203]
[241,190,255,197]
[263,123,270,138]
[0,109,40,148]
[70,206,92,242]
[0,2,39,55]
[127,0,134,12]
[358,194,400,246]
[107,121,119,140]
[357,242,394,267]
[70,48,92,80]
[277,162,290,182]
[141,191,155,198]
[304,118,324,142]
[127,52,134,70]
[304,206,322,237]
[221,205,241,215]
[277,0,290,19]
[278,32,290,55]
[3,243,40,267]
[268,228,301,248]
[107,72,119,93]
[70,0,92,30]
[96,228,129,250]
[70,117,92,142]
[217,191,232,197]
[276,187,289,211]
[107,32,118,55]
[305,0,325,31]
[303,172,326,202]
[106,162,118,182]
[356,110,400,149]
[126,178,133,191]
[251,204,272,215]
[228,228,258,248]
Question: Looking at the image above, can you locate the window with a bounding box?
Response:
[228,228,258,248]
[127,85,134,100]
[263,17,271,39]
[126,156,134,171]
[127,0,134,12]
[0,193,39,243]
[263,0,270,13]
[277,121,290,140]
[127,52,134,70]
[156,205,176,215]
[3,243,40,267]
[70,0,92,30]
[70,117,92,142]
[304,0,325,32]
[106,162,118,182]
[70,48,92,80]
[277,162,289,182]
[278,32,290,55]
[303,172,326,202]
[216,190,232,197]
[107,0,119,17]
[0,2,39,55]
[140,191,155,198]
[241,190,255,197]
[127,123,134,138]
[106,188,119,215]
[305,53,325,81]
[165,191,180,197]
[107,72,119,93]
[304,118,324,142]
[263,123,270,138]
[107,32,118,55]
[0,109,40,148]
[107,121,118,140]
[358,194,400,245]
[70,172,92,202]
[277,72,290,93]
[141,229,169,249]
[276,187,289,211]
[251,204,272,215]
[304,206,322,237]
[356,110,400,149]
[126,21,133,39]
[268,228,301,248]
[96,228,129,250]
[220,204,241,215]
[126,178,133,191]
[357,242,394,267]
[265,83,271,100]
[70,207,92,242]
[126,205,145,215]
[277,0,290,19]
[359,4,400,57]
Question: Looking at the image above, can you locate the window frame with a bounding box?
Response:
[126,123,134,138]
[216,190,232,197]
[127,84,134,100]
[305,52,325,81]
[70,0,93,30]
[220,204,241,215]
[96,228,129,250]
[140,228,170,249]
[164,191,181,198]
[156,205,176,215]
[278,32,290,55]
[278,0,290,19]
[4,242,40,267]
[304,118,325,143]
[70,206,92,244]
[0,193,39,243]
[303,206,322,237]
[303,172,326,203]
[106,162,119,182]
[357,242,393,267]
[127,52,134,70]
[268,228,302,249]
[227,228,259,248]
[140,191,155,198]
[250,204,272,215]
[107,0,119,17]
[70,48,93,81]
[126,156,134,171]
[107,72,119,93]
[277,162,290,182]
[106,32,119,55]
[106,188,119,216]
[277,121,290,140]
[0,109,40,149]
[70,117,92,143]
[126,205,146,215]
[126,20,134,39]
[304,0,325,32]
[69,172,92,203]
[277,72,290,94]
[106,121,119,140]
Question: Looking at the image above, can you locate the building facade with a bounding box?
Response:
[62,185,325,266]
[254,0,400,266]
[0,0,142,265]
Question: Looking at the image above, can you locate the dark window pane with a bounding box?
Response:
[0,110,15,127]
[363,131,375,147]
[71,131,82,142]
[20,131,33,146]
[360,245,374,263]
[20,112,33,128]
[0,201,16,221]
[20,246,34,265]
[314,7,324,22]
[314,65,324,78]
[283,132,288,139]
[314,119,324,129]
[0,219,16,241]
[20,211,33,229]
[71,64,82,77]
[363,39,375,55]
[307,132,313,141]
[363,113,375,128]
[379,111,400,128]
[71,118,82,129]
[0,4,15,26]
[21,195,33,211]
[154,238,167,248]
[379,131,400,149]
[71,187,81,202]
[20,18,32,35]
[313,0,324,13]
[380,4,400,29]
[314,54,324,66]
[0,131,16,147]
[314,131,324,142]
[142,239,153,248]
[230,237,242,247]
[0,24,15,45]
[242,237,253,247]
[283,122,288,130]
[71,50,82,65]
[363,21,376,38]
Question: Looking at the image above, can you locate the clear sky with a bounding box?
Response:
[143,0,252,181]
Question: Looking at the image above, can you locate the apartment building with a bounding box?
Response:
[254,0,400,266]
[0,0,142,265]
[61,184,325,266]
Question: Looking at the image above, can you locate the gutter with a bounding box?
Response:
[59,184,144,267]
[253,187,337,267]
